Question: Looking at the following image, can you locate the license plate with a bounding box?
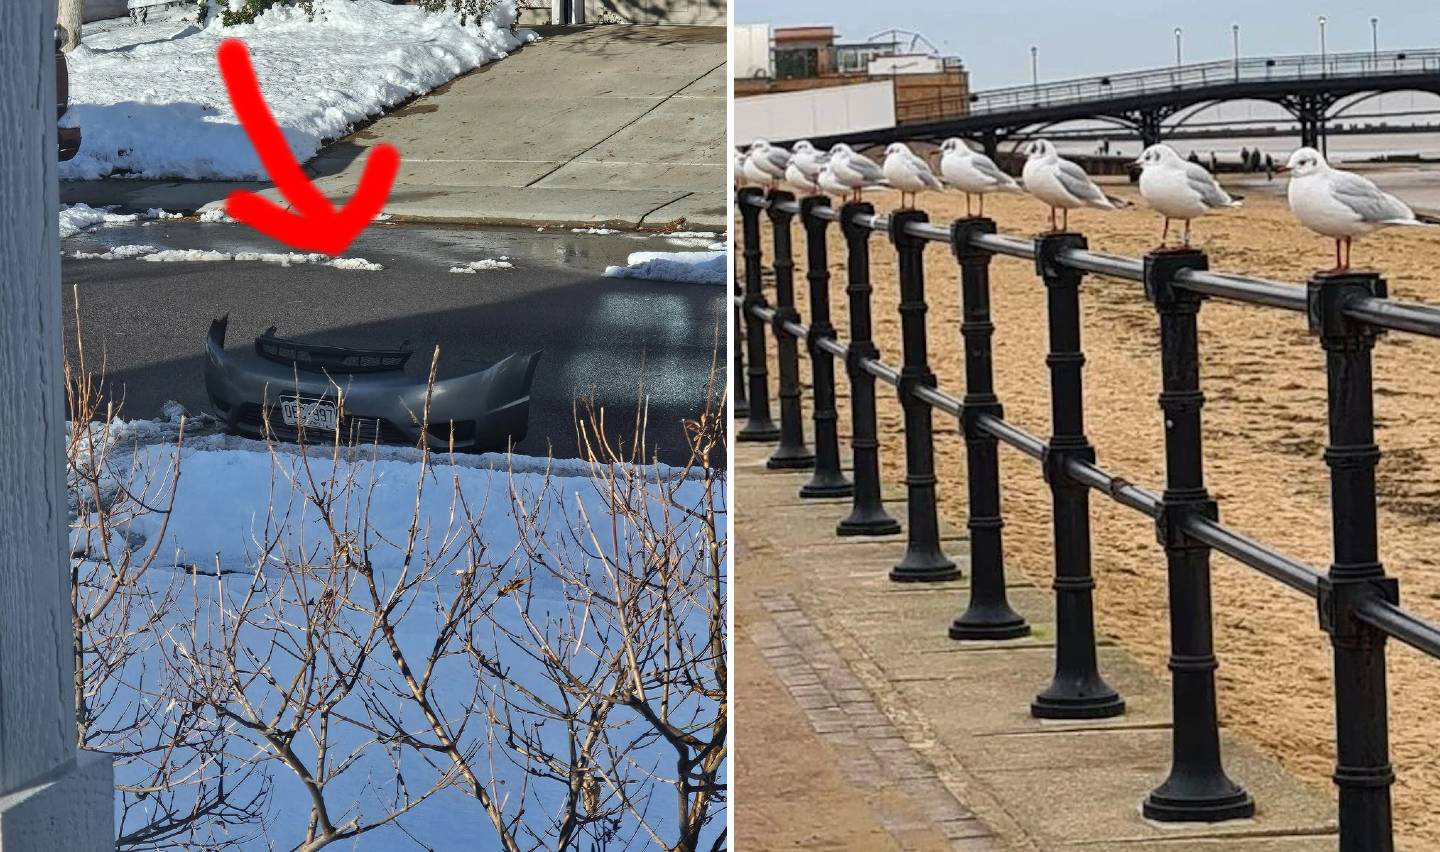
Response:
[279,396,338,431]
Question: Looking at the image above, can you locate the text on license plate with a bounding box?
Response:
[280,396,338,430]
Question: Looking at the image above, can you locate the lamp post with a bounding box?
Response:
[1232,23,1240,81]
[1174,27,1182,68]
[1031,45,1038,98]
[1318,16,1327,76]
[1371,16,1379,66]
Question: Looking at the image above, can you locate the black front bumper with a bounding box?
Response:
[204,318,541,453]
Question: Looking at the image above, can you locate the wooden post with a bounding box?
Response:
[0,4,113,848]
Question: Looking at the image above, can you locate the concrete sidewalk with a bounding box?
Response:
[61,24,725,230]
[735,441,1338,851]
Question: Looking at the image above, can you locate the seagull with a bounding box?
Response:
[786,140,827,195]
[939,138,1021,217]
[741,147,775,188]
[1021,138,1122,231]
[1134,143,1242,247]
[1282,146,1436,271]
[745,139,791,190]
[816,163,853,202]
[882,142,944,208]
[734,149,750,190]
[829,143,887,203]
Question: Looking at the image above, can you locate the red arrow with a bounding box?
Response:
[216,39,400,255]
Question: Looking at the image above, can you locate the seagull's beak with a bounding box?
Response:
[1275,165,1291,174]
[1129,159,1143,167]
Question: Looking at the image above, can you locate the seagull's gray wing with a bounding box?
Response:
[764,146,792,171]
[848,154,886,182]
[1330,170,1416,223]
[1181,161,1235,207]
[972,154,1017,188]
[1055,158,1110,205]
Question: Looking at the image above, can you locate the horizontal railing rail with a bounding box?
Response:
[967,47,1440,115]
[734,184,1440,850]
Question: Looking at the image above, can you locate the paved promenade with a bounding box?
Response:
[734,440,1339,851]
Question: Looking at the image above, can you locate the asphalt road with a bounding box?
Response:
[61,220,725,467]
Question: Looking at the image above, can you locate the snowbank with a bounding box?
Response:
[74,418,724,848]
[62,0,534,180]
[604,250,726,285]
[69,244,383,269]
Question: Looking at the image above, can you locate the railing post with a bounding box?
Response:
[1141,249,1255,821]
[837,202,901,536]
[1030,233,1124,718]
[737,187,778,441]
[1308,271,1396,852]
[734,294,748,418]
[948,218,1028,639]
[766,191,816,469]
[799,196,854,498]
[887,210,959,582]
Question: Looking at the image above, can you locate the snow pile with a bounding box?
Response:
[450,257,512,273]
[69,245,383,269]
[572,227,620,235]
[62,0,535,180]
[60,202,139,238]
[60,203,187,238]
[198,208,237,223]
[604,250,726,285]
[71,244,163,260]
[72,425,724,848]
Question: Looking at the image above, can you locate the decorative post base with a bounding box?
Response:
[766,447,815,470]
[837,508,901,536]
[1031,681,1126,720]
[890,550,960,583]
[1143,783,1255,823]
[799,473,854,498]
[737,421,780,442]
[949,604,1030,641]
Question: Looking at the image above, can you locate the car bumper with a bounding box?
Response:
[204,320,541,453]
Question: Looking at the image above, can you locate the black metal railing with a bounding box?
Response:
[734,185,1440,850]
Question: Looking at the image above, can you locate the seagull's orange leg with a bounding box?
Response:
[1161,217,1170,246]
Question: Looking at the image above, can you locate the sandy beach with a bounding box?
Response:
[745,177,1440,850]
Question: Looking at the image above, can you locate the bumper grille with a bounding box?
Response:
[234,403,414,447]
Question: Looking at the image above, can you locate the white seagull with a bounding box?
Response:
[1282,146,1435,271]
[1134,143,1242,247]
[816,163,853,201]
[786,140,828,195]
[882,142,943,208]
[734,149,750,189]
[1021,139,1121,231]
[829,143,887,203]
[939,138,1021,217]
[745,140,791,190]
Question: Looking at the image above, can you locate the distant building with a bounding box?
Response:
[734,25,969,127]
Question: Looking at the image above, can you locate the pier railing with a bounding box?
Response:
[732,185,1440,850]
[969,47,1440,114]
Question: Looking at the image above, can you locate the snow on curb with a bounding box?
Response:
[604,250,726,285]
[62,0,535,180]
[69,244,383,270]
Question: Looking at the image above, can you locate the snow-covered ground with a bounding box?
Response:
[62,0,535,180]
[73,415,724,848]
[604,249,726,284]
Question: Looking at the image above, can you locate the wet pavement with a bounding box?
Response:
[61,220,725,466]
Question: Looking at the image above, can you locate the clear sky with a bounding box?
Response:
[732,0,1439,90]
